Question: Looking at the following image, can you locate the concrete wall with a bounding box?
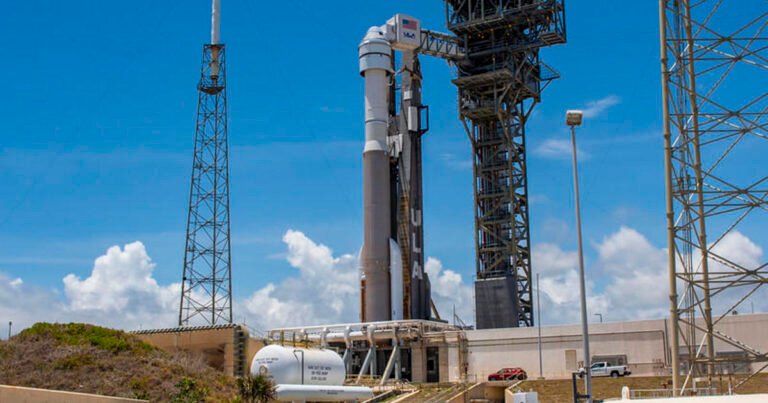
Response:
[134,324,263,377]
[0,385,146,403]
[703,314,768,354]
[411,346,427,383]
[447,342,462,382]
[439,346,449,383]
[246,336,264,371]
[458,313,768,381]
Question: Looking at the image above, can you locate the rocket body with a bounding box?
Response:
[359,28,394,322]
[358,17,432,323]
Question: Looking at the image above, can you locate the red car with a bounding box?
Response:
[488,367,528,381]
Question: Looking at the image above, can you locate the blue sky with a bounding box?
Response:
[1,1,764,330]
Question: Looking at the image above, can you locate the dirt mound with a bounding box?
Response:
[0,322,237,401]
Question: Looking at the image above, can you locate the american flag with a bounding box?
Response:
[402,18,418,30]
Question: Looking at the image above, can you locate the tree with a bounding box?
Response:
[238,374,276,403]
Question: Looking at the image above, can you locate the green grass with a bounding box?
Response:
[19,322,155,354]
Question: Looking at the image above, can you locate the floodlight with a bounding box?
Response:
[566,110,583,126]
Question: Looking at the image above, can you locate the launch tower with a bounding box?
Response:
[444,0,566,328]
[179,0,233,326]
[660,0,768,392]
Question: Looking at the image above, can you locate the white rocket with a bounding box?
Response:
[359,16,427,323]
[359,25,394,322]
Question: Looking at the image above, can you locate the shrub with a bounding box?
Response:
[52,353,95,370]
[129,375,152,399]
[237,374,276,403]
[20,323,154,354]
[171,377,208,403]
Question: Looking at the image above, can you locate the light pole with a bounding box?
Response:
[537,273,544,379]
[595,313,603,323]
[567,109,592,402]
[7,321,11,340]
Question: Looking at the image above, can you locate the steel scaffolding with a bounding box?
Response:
[392,52,431,321]
[179,43,233,326]
[659,0,768,392]
[444,0,566,328]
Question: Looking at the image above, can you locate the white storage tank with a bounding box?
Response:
[251,344,346,386]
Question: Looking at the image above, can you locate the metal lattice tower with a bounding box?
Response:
[392,53,431,321]
[444,0,566,328]
[660,0,768,392]
[179,13,232,326]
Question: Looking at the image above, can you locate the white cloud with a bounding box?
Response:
[1,227,764,337]
[610,206,639,222]
[595,226,665,274]
[533,138,590,160]
[532,228,662,324]
[319,106,345,113]
[532,242,610,324]
[539,218,573,245]
[439,153,473,171]
[532,95,619,161]
[528,194,551,205]
[581,95,621,119]
[533,226,766,324]
[594,227,669,320]
[242,283,312,330]
[424,257,474,324]
[533,243,578,275]
[710,231,762,269]
[241,233,473,330]
[240,230,359,330]
[704,232,765,316]
[1,242,179,334]
[0,272,63,335]
[63,242,178,314]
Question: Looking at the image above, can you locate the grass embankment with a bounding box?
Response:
[0,322,237,401]
[515,374,768,402]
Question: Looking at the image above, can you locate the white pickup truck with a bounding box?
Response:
[579,361,631,378]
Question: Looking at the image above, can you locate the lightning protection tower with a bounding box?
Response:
[179,0,232,326]
[660,0,768,393]
[444,0,566,329]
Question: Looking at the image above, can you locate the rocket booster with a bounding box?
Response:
[359,27,394,322]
